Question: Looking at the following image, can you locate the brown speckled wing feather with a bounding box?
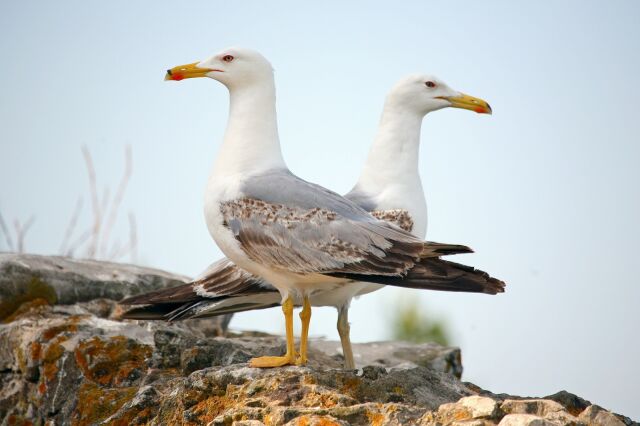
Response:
[370,209,414,233]
[221,198,471,277]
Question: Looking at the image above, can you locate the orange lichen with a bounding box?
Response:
[42,322,78,341]
[71,382,136,426]
[299,391,338,409]
[6,414,34,426]
[291,416,343,426]
[184,395,234,425]
[29,341,42,361]
[106,405,155,426]
[366,410,385,426]
[339,377,361,397]
[41,336,68,383]
[302,374,317,385]
[74,336,151,386]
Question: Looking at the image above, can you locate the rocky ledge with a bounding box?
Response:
[0,254,636,425]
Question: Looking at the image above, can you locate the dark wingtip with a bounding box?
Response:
[483,277,506,295]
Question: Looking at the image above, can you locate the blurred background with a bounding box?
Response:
[1,0,639,418]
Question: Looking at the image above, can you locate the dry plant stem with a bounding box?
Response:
[59,197,83,255]
[0,210,14,251]
[107,240,122,260]
[81,146,101,259]
[101,145,132,258]
[14,216,35,253]
[65,229,92,257]
[128,212,138,263]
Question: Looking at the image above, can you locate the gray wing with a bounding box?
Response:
[224,170,471,277]
[120,258,281,321]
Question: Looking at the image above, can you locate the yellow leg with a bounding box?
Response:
[296,295,312,365]
[249,296,296,368]
[337,305,356,369]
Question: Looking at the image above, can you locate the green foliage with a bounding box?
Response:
[390,298,450,346]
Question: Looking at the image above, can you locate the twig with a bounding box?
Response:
[111,212,138,261]
[0,210,14,251]
[14,216,35,253]
[107,239,122,260]
[66,227,93,258]
[59,197,83,255]
[128,212,137,263]
[82,146,101,258]
[102,145,132,258]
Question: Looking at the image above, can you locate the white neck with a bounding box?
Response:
[357,100,424,191]
[211,79,286,178]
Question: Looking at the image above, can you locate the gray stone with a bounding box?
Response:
[498,414,556,426]
[312,338,463,378]
[578,405,627,426]
[0,254,637,426]
[0,253,188,320]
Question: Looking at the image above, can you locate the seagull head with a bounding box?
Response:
[164,47,274,89]
[388,74,492,115]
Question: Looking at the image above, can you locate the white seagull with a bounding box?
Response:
[122,47,502,368]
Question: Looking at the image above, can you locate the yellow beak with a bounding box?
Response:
[164,62,214,81]
[440,93,492,114]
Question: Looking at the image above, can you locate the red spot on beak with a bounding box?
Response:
[475,107,485,113]
[172,73,184,81]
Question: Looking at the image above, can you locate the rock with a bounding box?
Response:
[578,405,628,426]
[459,396,501,418]
[543,391,591,417]
[498,414,556,426]
[0,253,188,320]
[0,254,637,425]
[500,399,577,425]
[312,339,463,377]
[436,396,500,424]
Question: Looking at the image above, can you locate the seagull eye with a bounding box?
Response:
[222,55,234,62]
[425,81,436,88]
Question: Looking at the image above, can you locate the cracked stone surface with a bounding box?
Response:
[0,254,636,425]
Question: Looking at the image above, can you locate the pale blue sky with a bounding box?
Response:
[1,0,639,418]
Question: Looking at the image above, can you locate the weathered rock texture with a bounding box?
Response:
[0,254,636,425]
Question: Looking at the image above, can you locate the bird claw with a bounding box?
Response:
[249,355,296,368]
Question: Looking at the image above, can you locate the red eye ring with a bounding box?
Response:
[222,55,234,62]
[425,81,436,88]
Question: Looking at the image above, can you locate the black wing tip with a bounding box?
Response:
[119,295,151,305]
[444,244,473,255]
[422,242,474,257]
[483,277,506,295]
[120,305,171,320]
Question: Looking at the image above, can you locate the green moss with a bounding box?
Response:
[0,277,57,321]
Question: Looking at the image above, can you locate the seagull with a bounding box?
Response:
[124,47,503,368]
[122,72,497,367]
